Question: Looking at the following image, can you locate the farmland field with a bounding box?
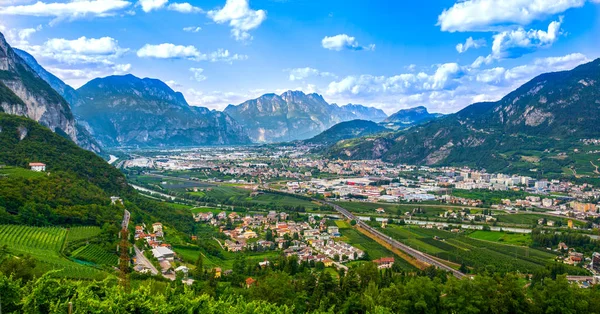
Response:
[377,224,588,275]
[66,226,102,244]
[0,166,45,179]
[0,225,106,279]
[335,220,416,270]
[494,213,578,226]
[71,244,118,266]
[468,230,532,246]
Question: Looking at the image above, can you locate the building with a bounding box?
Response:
[152,223,163,233]
[245,277,256,288]
[373,257,395,269]
[151,246,175,261]
[29,162,46,172]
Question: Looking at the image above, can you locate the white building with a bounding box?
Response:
[29,162,46,172]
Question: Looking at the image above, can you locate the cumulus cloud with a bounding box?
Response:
[1,24,42,46]
[183,26,202,33]
[0,0,131,24]
[437,0,592,32]
[208,0,266,42]
[189,67,207,82]
[471,19,563,67]
[456,37,486,53]
[168,2,202,13]
[286,67,336,81]
[23,36,128,65]
[137,43,248,63]
[138,0,167,12]
[324,53,589,113]
[185,88,265,110]
[491,18,562,59]
[321,34,375,51]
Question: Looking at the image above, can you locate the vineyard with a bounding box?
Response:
[378,225,590,275]
[66,226,102,243]
[71,244,118,266]
[0,225,106,279]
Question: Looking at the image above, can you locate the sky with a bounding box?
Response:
[0,0,599,115]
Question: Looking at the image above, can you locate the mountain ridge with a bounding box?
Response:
[325,58,600,174]
[75,74,251,147]
[225,90,388,142]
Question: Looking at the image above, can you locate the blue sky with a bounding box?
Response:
[0,0,599,114]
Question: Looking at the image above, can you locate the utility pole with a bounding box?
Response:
[119,209,131,292]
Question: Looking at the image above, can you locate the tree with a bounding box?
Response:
[193,254,204,279]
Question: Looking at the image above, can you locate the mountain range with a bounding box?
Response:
[224,91,387,142]
[73,75,250,147]
[325,58,600,174]
[382,106,444,129]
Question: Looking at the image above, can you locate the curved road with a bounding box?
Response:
[325,201,465,279]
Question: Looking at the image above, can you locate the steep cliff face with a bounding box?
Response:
[14,48,102,153]
[0,32,79,146]
[225,91,388,142]
[75,74,251,147]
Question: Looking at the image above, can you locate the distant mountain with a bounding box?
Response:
[333,103,388,122]
[325,58,600,174]
[224,91,387,142]
[0,32,87,149]
[383,106,444,128]
[75,74,250,147]
[304,119,389,146]
[14,48,101,153]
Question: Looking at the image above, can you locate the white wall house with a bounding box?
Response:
[29,163,46,172]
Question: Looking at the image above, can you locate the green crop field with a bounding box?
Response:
[468,230,532,246]
[0,166,45,179]
[173,243,281,270]
[494,213,578,226]
[71,244,118,266]
[0,225,106,279]
[335,220,416,270]
[378,224,588,275]
[66,226,102,244]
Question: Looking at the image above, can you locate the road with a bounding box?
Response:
[324,201,465,279]
[134,245,159,275]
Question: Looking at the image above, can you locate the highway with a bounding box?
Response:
[325,201,466,279]
[134,245,159,275]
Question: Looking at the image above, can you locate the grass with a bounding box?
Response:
[494,213,578,226]
[0,225,106,279]
[334,220,416,270]
[468,230,532,246]
[71,244,118,266]
[379,224,589,275]
[66,226,102,244]
[0,166,45,179]
[173,242,281,270]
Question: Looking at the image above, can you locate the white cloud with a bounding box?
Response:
[0,0,131,24]
[168,2,202,13]
[185,88,265,110]
[286,67,336,81]
[437,0,592,32]
[22,36,128,66]
[324,53,590,113]
[136,43,248,63]
[1,24,42,46]
[189,67,207,82]
[208,0,266,42]
[456,37,486,53]
[491,18,562,59]
[183,26,201,33]
[321,34,375,51]
[138,0,167,12]
[471,19,564,68]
